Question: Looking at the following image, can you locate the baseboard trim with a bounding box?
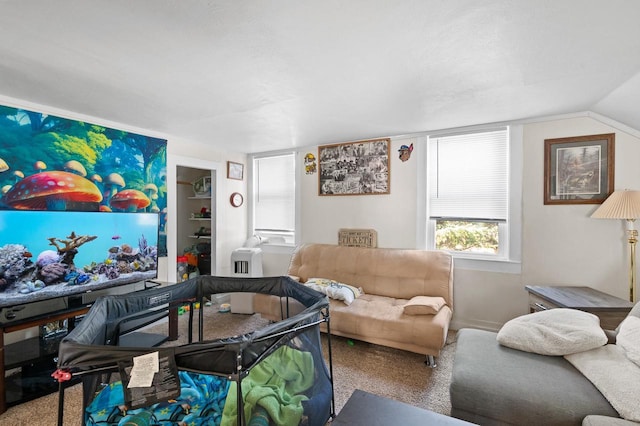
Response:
[451,317,502,332]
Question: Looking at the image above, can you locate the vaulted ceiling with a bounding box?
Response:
[1,1,639,153]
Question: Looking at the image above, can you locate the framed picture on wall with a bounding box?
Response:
[544,133,615,204]
[227,161,244,180]
[318,138,390,195]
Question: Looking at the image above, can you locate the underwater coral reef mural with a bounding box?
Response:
[0,210,159,309]
[0,104,167,256]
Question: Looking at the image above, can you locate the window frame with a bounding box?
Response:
[248,149,298,248]
[418,125,522,273]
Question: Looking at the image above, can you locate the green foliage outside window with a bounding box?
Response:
[435,220,498,254]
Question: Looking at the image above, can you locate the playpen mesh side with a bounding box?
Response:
[229,311,332,426]
[56,275,332,426]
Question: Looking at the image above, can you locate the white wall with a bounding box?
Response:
[261,115,640,331]
[522,117,640,300]
[300,136,420,248]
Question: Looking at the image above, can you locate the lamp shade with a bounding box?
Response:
[591,190,640,220]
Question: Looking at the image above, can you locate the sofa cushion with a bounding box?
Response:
[304,278,363,305]
[496,308,608,356]
[616,315,640,368]
[328,294,451,351]
[403,296,446,315]
[451,328,618,425]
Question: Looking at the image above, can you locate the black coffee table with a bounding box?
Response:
[332,389,475,425]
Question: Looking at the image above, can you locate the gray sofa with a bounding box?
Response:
[450,303,640,425]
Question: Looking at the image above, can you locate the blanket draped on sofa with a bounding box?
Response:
[565,345,640,422]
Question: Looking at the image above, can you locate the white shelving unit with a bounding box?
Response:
[177,167,216,276]
[187,196,213,240]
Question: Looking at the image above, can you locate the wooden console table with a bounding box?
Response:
[525,285,634,330]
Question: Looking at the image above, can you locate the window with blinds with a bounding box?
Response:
[253,152,295,243]
[428,128,509,255]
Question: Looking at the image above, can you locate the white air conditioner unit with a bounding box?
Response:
[230,248,263,314]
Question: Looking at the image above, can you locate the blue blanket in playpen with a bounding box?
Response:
[86,371,230,425]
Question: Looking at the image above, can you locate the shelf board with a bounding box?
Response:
[189,235,212,239]
[189,218,211,221]
[187,196,211,199]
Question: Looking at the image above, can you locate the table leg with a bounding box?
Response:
[168,306,178,341]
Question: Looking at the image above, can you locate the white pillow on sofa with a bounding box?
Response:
[304,278,363,305]
[616,315,640,368]
[496,308,608,356]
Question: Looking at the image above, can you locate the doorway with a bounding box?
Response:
[166,155,223,282]
[177,166,215,278]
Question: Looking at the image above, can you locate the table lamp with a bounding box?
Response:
[591,189,640,302]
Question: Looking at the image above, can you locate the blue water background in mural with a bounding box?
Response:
[0,210,159,309]
[0,211,159,268]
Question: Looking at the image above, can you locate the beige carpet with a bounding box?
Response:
[0,304,456,425]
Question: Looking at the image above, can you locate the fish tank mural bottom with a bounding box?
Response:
[0,210,160,323]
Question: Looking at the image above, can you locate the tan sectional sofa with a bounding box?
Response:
[253,243,454,365]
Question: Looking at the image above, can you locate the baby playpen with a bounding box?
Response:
[54,275,334,426]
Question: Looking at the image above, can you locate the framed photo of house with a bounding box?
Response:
[544,133,615,205]
[318,138,390,195]
[227,161,244,180]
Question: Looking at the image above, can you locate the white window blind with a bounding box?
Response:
[428,128,508,221]
[254,153,295,232]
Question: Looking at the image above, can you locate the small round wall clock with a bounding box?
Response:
[230,192,243,207]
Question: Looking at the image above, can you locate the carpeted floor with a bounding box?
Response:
[0,303,456,425]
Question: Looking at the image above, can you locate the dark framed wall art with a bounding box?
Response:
[318,138,390,195]
[544,133,615,205]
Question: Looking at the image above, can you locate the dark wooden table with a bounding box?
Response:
[525,285,634,329]
[0,306,89,414]
[332,389,475,425]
